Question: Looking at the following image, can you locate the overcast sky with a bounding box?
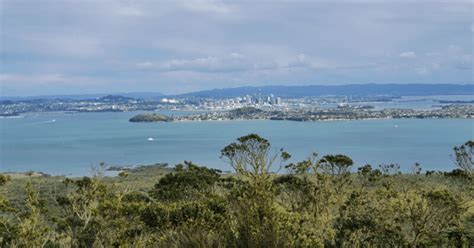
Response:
[0,0,472,96]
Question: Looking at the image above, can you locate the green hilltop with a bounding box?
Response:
[129,113,172,122]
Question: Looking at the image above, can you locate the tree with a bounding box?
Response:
[285,152,318,175]
[452,141,473,175]
[150,161,221,201]
[318,154,353,175]
[221,134,290,179]
[9,184,59,247]
[220,134,292,247]
[403,189,466,247]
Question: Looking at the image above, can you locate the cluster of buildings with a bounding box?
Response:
[197,94,283,110]
[172,104,474,122]
[0,94,285,115]
[0,96,162,115]
[2,94,474,121]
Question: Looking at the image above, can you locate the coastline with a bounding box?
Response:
[131,105,474,123]
[144,116,473,123]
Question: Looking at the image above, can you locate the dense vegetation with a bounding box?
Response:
[1,135,473,247]
[129,113,172,122]
[229,107,263,116]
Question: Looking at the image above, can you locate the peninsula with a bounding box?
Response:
[129,105,474,123]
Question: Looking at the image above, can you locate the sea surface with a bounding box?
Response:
[1,110,473,176]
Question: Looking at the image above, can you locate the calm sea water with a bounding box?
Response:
[1,111,473,176]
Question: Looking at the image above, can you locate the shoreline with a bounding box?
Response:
[145,116,474,123]
[133,105,474,123]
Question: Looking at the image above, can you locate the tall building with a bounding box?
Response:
[245,95,252,104]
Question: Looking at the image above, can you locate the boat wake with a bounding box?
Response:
[0,115,24,119]
[34,119,56,124]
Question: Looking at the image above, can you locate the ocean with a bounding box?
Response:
[1,110,473,176]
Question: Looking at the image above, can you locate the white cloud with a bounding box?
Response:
[137,53,335,74]
[447,45,463,54]
[0,74,107,87]
[178,0,235,15]
[1,0,472,95]
[7,33,103,58]
[399,51,417,59]
[282,53,332,70]
[137,53,251,72]
[415,67,430,75]
[445,45,472,70]
[0,74,66,85]
[229,52,244,59]
[115,6,146,17]
[286,53,311,68]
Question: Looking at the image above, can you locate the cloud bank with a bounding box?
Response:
[0,0,472,96]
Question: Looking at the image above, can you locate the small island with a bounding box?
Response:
[129,113,172,122]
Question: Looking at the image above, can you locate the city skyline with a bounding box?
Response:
[1,0,473,96]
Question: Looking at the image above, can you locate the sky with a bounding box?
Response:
[0,0,473,96]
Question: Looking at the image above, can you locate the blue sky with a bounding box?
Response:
[0,0,472,96]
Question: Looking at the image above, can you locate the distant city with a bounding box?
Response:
[0,93,341,115]
[2,91,474,122]
[1,84,473,122]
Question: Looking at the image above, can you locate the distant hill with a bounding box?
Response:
[2,84,473,101]
[177,84,474,98]
[97,95,137,103]
[0,92,163,101]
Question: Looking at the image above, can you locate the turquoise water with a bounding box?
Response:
[1,111,473,175]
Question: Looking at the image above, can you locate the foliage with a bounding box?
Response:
[150,161,221,201]
[129,113,172,122]
[0,174,11,186]
[453,140,474,175]
[318,154,353,175]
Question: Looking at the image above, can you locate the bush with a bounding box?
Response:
[150,161,221,201]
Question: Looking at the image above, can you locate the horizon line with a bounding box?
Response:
[1,82,473,99]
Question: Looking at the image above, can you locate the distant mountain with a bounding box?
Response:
[177,84,474,98]
[2,84,473,101]
[0,92,163,101]
[115,92,164,99]
[97,95,137,103]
